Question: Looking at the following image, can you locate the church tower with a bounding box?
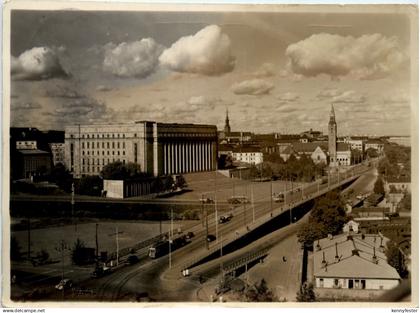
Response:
[328,104,337,167]
[224,108,231,135]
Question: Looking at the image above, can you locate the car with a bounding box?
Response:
[55,279,73,291]
[91,266,112,278]
[207,234,216,242]
[127,255,139,265]
[186,232,195,239]
[200,198,214,204]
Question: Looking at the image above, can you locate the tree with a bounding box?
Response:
[10,236,22,261]
[78,175,103,196]
[297,191,347,248]
[386,241,408,278]
[365,148,379,158]
[374,176,385,195]
[265,152,283,164]
[296,282,316,302]
[49,163,73,192]
[398,193,411,211]
[101,161,150,180]
[71,238,87,265]
[245,279,277,302]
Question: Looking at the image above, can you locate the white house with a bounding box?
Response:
[231,147,263,165]
[313,232,400,292]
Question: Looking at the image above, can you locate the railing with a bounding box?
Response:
[222,247,269,274]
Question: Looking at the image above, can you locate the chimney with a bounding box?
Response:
[328,234,333,240]
[335,242,340,262]
[372,247,378,264]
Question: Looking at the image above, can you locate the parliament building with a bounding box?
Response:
[64,121,218,178]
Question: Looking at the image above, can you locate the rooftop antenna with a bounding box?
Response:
[316,240,321,251]
[372,246,378,264]
[335,242,339,262]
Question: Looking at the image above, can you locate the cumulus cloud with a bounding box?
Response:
[286,33,407,80]
[159,25,235,75]
[276,92,300,103]
[11,46,69,80]
[96,85,113,92]
[103,38,164,78]
[44,85,83,98]
[316,88,342,99]
[331,90,366,104]
[253,63,276,78]
[383,92,409,104]
[316,88,366,104]
[12,101,42,110]
[187,95,229,110]
[231,79,274,96]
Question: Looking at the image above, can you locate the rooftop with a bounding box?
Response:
[313,233,400,280]
[17,149,50,155]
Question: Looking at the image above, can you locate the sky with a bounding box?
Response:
[9,7,415,136]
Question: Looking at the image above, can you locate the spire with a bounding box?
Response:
[329,104,336,124]
[224,107,231,134]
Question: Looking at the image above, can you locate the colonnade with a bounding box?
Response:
[162,141,214,175]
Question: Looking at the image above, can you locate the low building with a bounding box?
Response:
[16,140,37,150]
[345,138,365,152]
[15,149,52,179]
[336,143,351,166]
[365,139,384,153]
[385,177,411,194]
[313,231,400,294]
[231,147,263,165]
[49,143,65,165]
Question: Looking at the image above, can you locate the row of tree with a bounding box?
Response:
[250,154,326,182]
[297,191,348,248]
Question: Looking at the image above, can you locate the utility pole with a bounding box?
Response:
[116,226,119,266]
[27,218,31,261]
[169,208,173,268]
[214,170,218,242]
[95,223,99,264]
[71,182,76,232]
[270,179,273,217]
[251,183,255,223]
[205,205,209,250]
[201,193,205,227]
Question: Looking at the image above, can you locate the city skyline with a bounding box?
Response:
[10,8,414,136]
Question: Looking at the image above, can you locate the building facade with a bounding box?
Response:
[49,143,65,165]
[65,121,218,178]
[16,140,37,150]
[231,148,263,165]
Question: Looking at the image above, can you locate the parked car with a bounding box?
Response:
[55,279,73,291]
[91,266,112,278]
[207,234,216,242]
[186,232,195,239]
[127,255,139,265]
[200,197,214,204]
